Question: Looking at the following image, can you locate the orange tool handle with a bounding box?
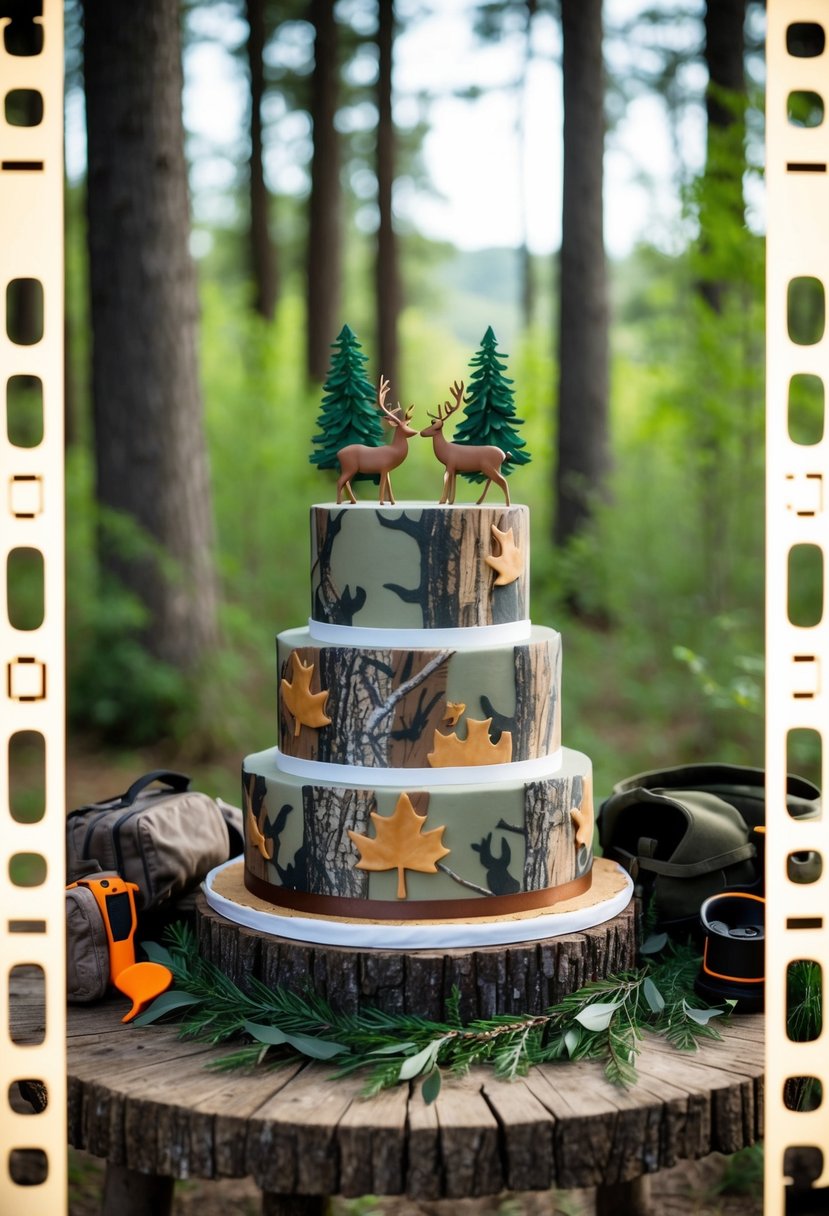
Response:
[67,875,140,981]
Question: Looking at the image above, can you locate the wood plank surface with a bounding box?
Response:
[15,971,764,1198]
[479,1076,556,1191]
[243,1065,368,1195]
[430,1072,503,1197]
[337,1081,409,1196]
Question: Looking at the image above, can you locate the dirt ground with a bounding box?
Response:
[67,1147,762,1216]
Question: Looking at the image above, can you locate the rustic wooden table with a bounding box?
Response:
[29,988,763,1216]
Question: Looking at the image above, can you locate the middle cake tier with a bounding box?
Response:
[277,625,562,768]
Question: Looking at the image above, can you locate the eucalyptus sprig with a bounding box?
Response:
[136,925,732,1102]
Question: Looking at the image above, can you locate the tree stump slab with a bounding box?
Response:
[193,890,639,1018]
[10,955,764,1212]
[55,996,763,1201]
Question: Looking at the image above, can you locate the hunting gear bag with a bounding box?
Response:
[65,880,111,1003]
[65,771,242,1003]
[66,770,243,911]
[598,763,821,936]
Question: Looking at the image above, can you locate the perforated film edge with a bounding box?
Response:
[0,2,67,1210]
[766,4,829,1211]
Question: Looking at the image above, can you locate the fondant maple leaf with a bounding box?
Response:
[428,717,513,767]
[570,776,594,849]
[281,652,332,736]
[444,700,466,727]
[348,792,450,899]
[244,778,273,861]
[484,524,522,586]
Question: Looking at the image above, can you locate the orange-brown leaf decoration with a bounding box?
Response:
[244,777,273,861]
[281,652,332,736]
[570,774,594,849]
[444,700,466,727]
[484,524,523,586]
[348,792,450,899]
[428,717,512,767]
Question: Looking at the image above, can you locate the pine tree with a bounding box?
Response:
[453,327,531,483]
[310,326,385,477]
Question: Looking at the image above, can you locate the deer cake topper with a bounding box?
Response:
[311,325,530,505]
[421,380,511,506]
[335,376,417,505]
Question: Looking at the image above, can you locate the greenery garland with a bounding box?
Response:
[136,925,734,1103]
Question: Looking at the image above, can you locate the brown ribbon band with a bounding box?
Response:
[244,869,593,921]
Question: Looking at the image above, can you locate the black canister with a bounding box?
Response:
[694,891,765,1013]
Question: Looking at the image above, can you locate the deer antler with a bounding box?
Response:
[443,380,464,417]
[426,399,445,423]
[377,375,399,422]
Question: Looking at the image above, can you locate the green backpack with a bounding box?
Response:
[598,763,821,935]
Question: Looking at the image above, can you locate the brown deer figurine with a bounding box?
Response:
[336,377,417,505]
[420,380,511,505]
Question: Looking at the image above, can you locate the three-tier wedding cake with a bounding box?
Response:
[241,501,597,936]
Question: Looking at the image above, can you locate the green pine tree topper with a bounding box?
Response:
[310,325,385,477]
[453,327,531,484]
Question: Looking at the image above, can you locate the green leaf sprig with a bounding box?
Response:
[136,926,733,1102]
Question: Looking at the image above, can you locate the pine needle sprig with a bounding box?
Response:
[135,925,735,1102]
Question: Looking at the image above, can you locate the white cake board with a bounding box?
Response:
[202,857,634,951]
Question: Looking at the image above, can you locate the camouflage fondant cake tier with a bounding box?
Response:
[243,501,595,923]
[311,502,530,630]
[243,745,593,918]
[277,626,561,769]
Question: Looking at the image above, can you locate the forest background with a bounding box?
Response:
[9,0,821,809]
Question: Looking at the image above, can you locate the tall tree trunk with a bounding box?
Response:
[306,0,342,382]
[375,0,400,390]
[554,0,610,548]
[245,0,278,320]
[64,312,76,448]
[84,0,219,669]
[696,0,747,611]
[518,0,538,331]
[519,246,534,333]
[699,0,746,314]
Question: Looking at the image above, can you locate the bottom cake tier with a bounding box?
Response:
[242,746,594,921]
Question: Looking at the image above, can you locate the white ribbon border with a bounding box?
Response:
[308,617,534,648]
[273,746,564,787]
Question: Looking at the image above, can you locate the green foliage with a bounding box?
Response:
[787,959,823,1043]
[65,457,190,742]
[69,578,188,743]
[62,231,771,778]
[532,104,768,778]
[61,79,775,784]
[673,622,763,717]
[713,1144,764,1197]
[341,1198,384,1216]
[310,325,385,475]
[452,326,531,483]
[787,373,824,446]
[138,926,734,1098]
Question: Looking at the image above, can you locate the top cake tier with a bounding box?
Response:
[310,503,530,632]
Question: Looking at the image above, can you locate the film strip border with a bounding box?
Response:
[766,5,829,1213]
[0,2,67,1212]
